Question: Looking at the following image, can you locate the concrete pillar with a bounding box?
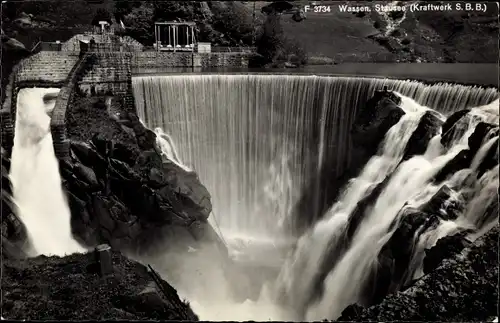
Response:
[94,244,113,276]
[192,54,202,67]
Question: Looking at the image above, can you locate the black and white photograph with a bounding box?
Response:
[1,0,498,321]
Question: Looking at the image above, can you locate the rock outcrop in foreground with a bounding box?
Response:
[1,250,198,320]
[63,111,225,257]
[339,225,499,322]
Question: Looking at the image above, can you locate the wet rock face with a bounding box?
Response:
[403,110,443,160]
[423,232,472,274]
[1,250,198,320]
[420,185,465,221]
[364,184,466,307]
[434,149,471,182]
[468,122,498,156]
[61,112,220,256]
[288,90,406,236]
[1,150,29,259]
[440,109,471,148]
[467,122,500,178]
[477,137,499,178]
[368,208,438,304]
[352,90,405,156]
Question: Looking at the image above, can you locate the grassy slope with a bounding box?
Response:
[281,8,390,62]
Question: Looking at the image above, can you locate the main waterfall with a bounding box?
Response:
[132,75,497,237]
[132,74,498,321]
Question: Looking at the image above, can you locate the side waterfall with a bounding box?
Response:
[132,74,498,320]
[9,88,85,256]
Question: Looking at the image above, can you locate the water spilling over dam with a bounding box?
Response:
[132,75,497,237]
[132,74,498,320]
[9,88,85,257]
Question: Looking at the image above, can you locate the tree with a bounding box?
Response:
[253,14,285,65]
[122,4,155,45]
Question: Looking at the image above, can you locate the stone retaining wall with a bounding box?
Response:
[77,52,132,96]
[1,50,251,153]
[131,51,250,69]
[0,51,78,151]
[51,53,97,158]
[0,61,21,150]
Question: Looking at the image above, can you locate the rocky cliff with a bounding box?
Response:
[339,225,498,321]
[63,111,224,257]
[1,249,198,320]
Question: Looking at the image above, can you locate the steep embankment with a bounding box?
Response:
[1,250,198,320]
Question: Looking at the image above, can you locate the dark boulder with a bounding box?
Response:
[63,115,218,257]
[1,250,198,320]
[477,137,499,178]
[420,185,465,221]
[440,109,471,148]
[338,303,366,321]
[73,163,100,191]
[351,90,405,156]
[423,231,472,274]
[402,110,443,160]
[468,122,498,157]
[434,149,471,182]
[70,141,106,170]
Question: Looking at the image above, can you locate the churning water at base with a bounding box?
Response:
[9,88,85,256]
[133,75,498,321]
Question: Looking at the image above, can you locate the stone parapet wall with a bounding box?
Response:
[16,51,80,83]
[51,53,96,158]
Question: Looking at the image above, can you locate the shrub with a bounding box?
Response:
[401,37,411,45]
[389,28,402,37]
